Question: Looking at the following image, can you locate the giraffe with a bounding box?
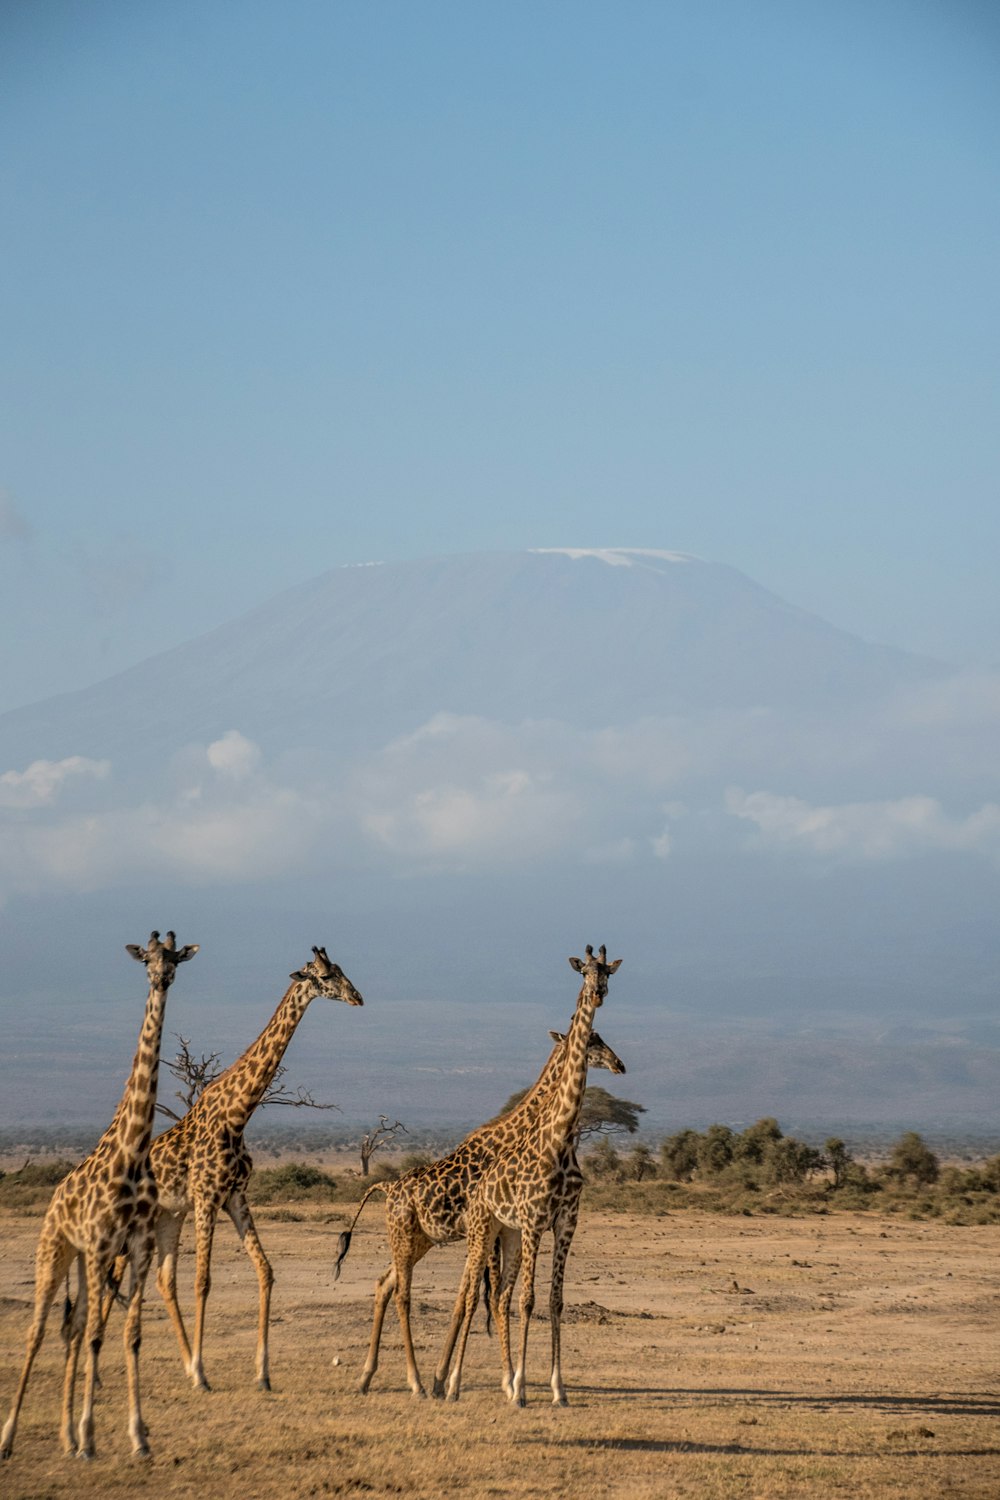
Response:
[119,945,362,1394]
[436,943,621,1407]
[335,1023,626,1398]
[1,930,198,1462]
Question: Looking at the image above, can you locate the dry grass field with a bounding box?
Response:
[1,1194,998,1500]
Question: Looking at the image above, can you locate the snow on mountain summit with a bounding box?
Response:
[530,547,695,567]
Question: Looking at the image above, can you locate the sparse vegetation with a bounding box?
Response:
[245,1161,339,1203]
[0,1159,76,1211]
[583,1122,1000,1223]
[1,1127,996,1225]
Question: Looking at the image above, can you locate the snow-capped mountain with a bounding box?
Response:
[1,548,997,1132]
[0,548,942,773]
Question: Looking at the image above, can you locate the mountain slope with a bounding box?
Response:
[0,548,942,771]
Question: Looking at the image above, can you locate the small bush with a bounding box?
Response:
[250,1162,338,1203]
[697,1124,736,1176]
[885,1132,940,1187]
[0,1159,76,1210]
[623,1144,658,1182]
[660,1129,699,1181]
[585,1139,624,1182]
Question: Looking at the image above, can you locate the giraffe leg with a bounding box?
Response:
[510,1230,542,1408]
[225,1191,274,1391]
[122,1228,154,1457]
[154,1207,194,1377]
[432,1258,472,1398]
[444,1210,493,1402]
[548,1205,579,1406]
[188,1199,218,1390]
[362,1219,432,1397]
[60,1254,88,1455]
[359,1263,396,1394]
[495,1226,522,1399]
[392,1252,428,1398]
[76,1252,108,1458]
[2,1226,74,1459]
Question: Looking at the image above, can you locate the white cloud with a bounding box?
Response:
[361,769,577,862]
[206,730,262,779]
[0,734,332,901]
[726,787,1000,862]
[354,715,582,862]
[648,801,688,859]
[0,756,110,809]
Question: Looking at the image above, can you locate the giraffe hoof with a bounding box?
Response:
[256,1378,271,1393]
[431,1381,446,1400]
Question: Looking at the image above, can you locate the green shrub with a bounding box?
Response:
[250,1161,338,1203]
[736,1118,782,1165]
[697,1124,736,1176]
[886,1132,940,1187]
[660,1129,699,1181]
[0,1159,76,1210]
[585,1139,624,1182]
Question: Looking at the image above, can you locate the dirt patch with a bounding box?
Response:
[0,1206,998,1498]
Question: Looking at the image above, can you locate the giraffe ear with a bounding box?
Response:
[607,958,623,974]
[174,944,199,963]
[125,944,146,963]
[548,1030,565,1042]
[290,969,308,980]
[568,956,584,973]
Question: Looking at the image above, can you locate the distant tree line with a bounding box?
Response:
[582,1117,1000,1195]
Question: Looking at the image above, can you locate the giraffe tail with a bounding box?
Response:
[332,1181,390,1281]
[483,1262,493,1337]
[60,1273,73,1349]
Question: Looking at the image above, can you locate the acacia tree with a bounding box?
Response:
[577,1087,646,1141]
[497,1085,646,1146]
[156,1033,340,1123]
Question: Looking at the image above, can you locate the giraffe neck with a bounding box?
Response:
[537,986,598,1150]
[517,1043,565,1117]
[461,1040,565,1147]
[103,976,171,1162]
[207,980,313,1129]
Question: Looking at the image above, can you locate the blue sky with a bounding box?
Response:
[2,0,999,710]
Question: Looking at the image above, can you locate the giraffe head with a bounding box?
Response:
[126,929,199,987]
[290,945,364,1006]
[567,944,622,1008]
[549,1027,626,1076]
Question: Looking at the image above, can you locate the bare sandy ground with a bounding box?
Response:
[0,1204,997,1499]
